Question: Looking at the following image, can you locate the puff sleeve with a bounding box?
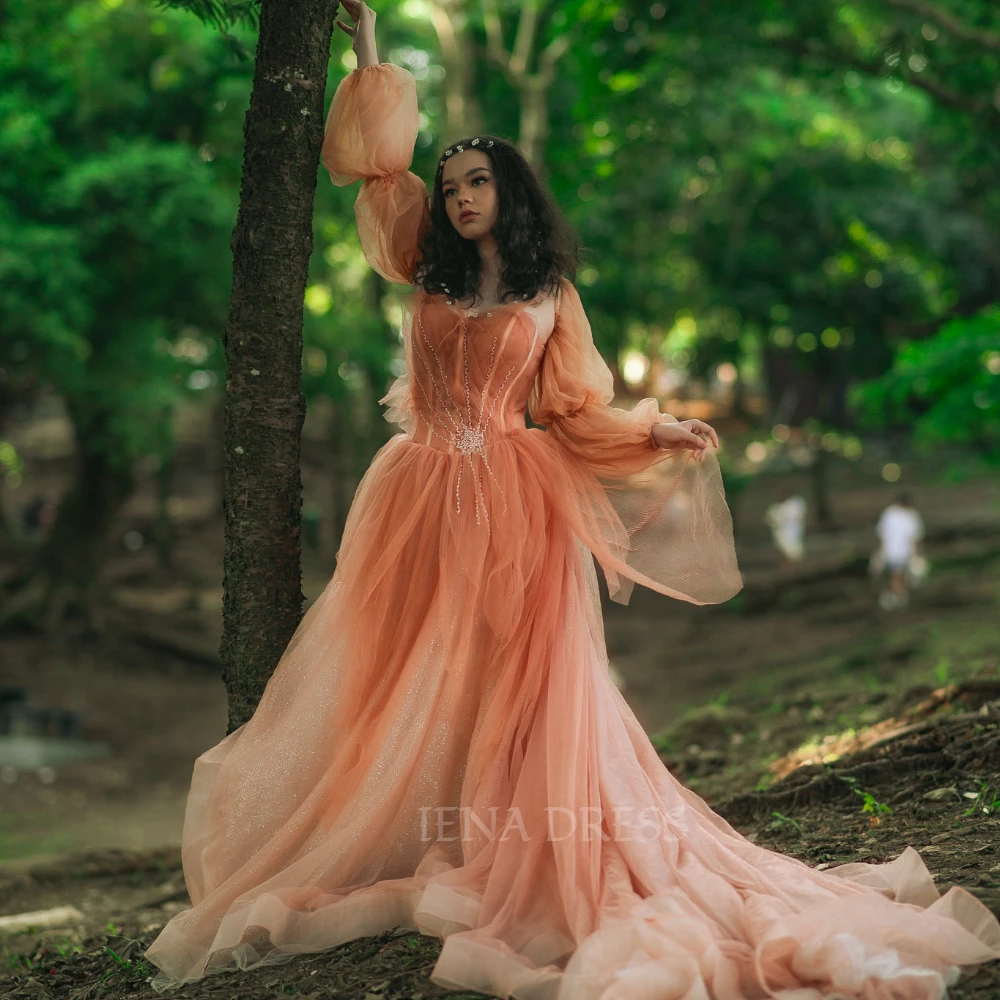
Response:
[529,279,684,476]
[529,278,743,606]
[321,63,429,285]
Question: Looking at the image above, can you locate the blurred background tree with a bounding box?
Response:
[853,306,1000,464]
[0,0,239,628]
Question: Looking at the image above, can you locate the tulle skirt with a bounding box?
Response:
[144,429,1000,999]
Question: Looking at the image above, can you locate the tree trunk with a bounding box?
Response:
[0,405,15,551]
[220,0,338,734]
[153,448,176,575]
[0,407,133,633]
[481,0,569,168]
[810,446,833,528]
[0,481,12,550]
[428,0,484,139]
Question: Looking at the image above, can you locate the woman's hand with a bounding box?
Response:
[651,418,719,463]
[336,0,379,68]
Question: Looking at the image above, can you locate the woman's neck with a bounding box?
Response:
[477,234,500,268]
[462,238,507,307]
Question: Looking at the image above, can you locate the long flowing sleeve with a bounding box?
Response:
[529,278,743,606]
[529,278,679,476]
[321,63,429,285]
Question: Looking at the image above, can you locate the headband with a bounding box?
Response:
[438,136,495,170]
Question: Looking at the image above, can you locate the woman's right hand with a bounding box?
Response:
[336,0,379,68]
[650,418,719,463]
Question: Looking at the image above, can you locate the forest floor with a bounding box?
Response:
[1,454,999,997]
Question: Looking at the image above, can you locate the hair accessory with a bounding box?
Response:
[439,138,495,168]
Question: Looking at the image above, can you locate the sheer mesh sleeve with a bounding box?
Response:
[321,63,429,285]
[529,279,684,476]
[530,278,743,606]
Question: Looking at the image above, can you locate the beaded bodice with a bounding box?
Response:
[404,293,555,457]
[395,292,556,523]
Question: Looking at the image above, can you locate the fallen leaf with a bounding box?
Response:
[922,787,960,802]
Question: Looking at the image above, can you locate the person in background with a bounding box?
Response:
[765,488,807,565]
[874,491,925,610]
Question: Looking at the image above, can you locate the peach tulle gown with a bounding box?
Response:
[144,63,1000,999]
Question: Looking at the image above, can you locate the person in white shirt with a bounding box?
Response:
[765,490,807,564]
[875,492,924,609]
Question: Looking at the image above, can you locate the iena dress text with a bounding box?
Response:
[144,62,1000,1000]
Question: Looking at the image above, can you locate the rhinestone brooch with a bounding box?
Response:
[454,427,485,456]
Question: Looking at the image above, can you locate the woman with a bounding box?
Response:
[144,3,1000,996]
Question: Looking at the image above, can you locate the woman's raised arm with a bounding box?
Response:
[321,1,429,285]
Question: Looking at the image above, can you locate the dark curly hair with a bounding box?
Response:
[411,135,579,307]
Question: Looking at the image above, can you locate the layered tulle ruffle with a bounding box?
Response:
[146,432,1000,997]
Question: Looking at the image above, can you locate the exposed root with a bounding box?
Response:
[717,685,1000,823]
[767,680,1000,780]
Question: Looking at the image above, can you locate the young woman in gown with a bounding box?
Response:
[144,3,1000,996]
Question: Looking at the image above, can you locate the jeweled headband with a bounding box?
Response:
[438,136,495,170]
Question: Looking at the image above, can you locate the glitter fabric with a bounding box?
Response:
[143,62,1000,999]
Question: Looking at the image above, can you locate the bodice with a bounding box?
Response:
[404,292,557,456]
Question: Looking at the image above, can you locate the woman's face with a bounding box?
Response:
[440,150,498,241]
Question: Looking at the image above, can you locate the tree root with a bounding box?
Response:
[717,684,1000,823]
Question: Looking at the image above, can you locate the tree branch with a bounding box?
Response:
[879,0,1000,51]
[536,32,570,86]
[770,35,988,116]
[511,0,540,75]
[899,63,986,114]
[428,0,483,137]
[154,0,259,30]
[481,0,509,70]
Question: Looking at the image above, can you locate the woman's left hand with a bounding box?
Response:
[651,419,719,462]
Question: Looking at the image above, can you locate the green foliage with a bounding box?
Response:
[532,0,1000,430]
[955,780,1000,817]
[153,0,259,59]
[840,775,892,818]
[153,0,259,30]
[3,0,999,529]
[0,0,245,468]
[769,810,803,835]
[934,656,952,686]
[852,308,1000,461]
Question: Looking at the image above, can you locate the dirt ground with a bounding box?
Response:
[1,413,999,997]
